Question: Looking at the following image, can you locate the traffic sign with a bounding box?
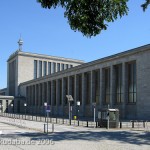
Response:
[46,105,51,112]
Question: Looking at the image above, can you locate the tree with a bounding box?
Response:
[37,0,150,37]
[141,0,150,11]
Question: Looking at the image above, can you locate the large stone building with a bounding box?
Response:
[1,39,150,120]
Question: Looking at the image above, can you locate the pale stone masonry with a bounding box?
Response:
[1,43,150,120]
[17,44,150,120]
[7,50,84,97]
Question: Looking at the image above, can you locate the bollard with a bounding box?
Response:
[56,118,57,124]
[78,120,79,126]
[44,124,46,133]
[87,121,88,127]
[96,121,98,128]
[143,121,145,128]
[120,122,122,128]
[62,118,64,124]
[132,121,134,128]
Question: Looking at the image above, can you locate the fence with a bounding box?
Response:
[0,112,149,131]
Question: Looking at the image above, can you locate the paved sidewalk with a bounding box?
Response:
[0,116,150,150]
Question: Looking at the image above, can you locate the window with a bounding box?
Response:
[47,81,51,105]
[94,70,100,104]
[66,64,69,69]
[43,61,47,76]
[52,62,56,73]
[70,76,74,105]
[58,79,62,105]
[64,77,68,105]
[128,61,136,103]
[48,62,51,75]
[104,68,110,104]
[61,64,64,70]
[85,72,91,105]
[115,64,123,103]
[53,81,56,105]
[39,61,42,77]
[57,63,60,72]
[77,74,82,105]
[34,60,37,79]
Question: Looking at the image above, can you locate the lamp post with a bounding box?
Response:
[11,104,14,118]
[66,95,74,125]
[107,104,110,130]
[24,103,27,120]
[92,103,96,127]
[77,101,80,120]
[44,102,47,122]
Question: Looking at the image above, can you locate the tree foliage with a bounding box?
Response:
[37,0,149,37]
[141,0,150,11]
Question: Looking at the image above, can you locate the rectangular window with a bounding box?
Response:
[128,61,136,103]
[115,64,123,103]
[104,68,110,104]
[94,70,100,104]
[48,62,51,75]
[52,62,56,73]
[70,76,74,105]
[66,64,69,69]
[61,64,64,70]
[64,77,68,105]
[43,61,47,76]
[36,84,39,106]
[53,80,56,106]
[34,60,37,79]
[85,72,91,105]
[39,61,42,77]
[57,63,60,72]
[40,83,42,106]
[33,85,35,106]
[77,74,82,105]
[58,79,62,105]
[48,81,51,105]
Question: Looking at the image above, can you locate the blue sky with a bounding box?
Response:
[0,0,150,89]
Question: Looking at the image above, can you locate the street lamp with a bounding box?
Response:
[66,95,74,125]
[77,101,80,120]
[92,102,96,127]
[11,103,14,118]
[24,103,27,120]
[44,102,47,122]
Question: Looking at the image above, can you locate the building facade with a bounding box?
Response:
[1,41,150,120]
[7,50,84,97]
[18,44,150,120]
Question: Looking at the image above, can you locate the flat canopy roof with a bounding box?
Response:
[0,95,14,100]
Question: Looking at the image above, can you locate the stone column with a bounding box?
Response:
[46,61,48,75]
[37,60,39,78]
[2,100,6,113]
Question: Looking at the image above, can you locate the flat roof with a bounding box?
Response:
[7,50,85,64]
[20,44,150,86]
